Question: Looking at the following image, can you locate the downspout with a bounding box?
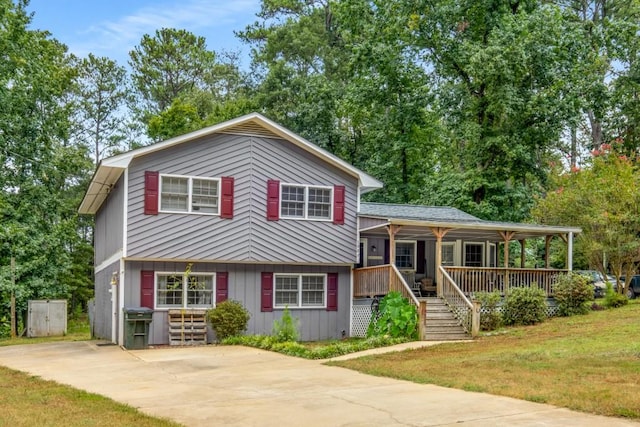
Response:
[118,168,129,346]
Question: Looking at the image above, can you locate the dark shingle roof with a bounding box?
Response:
[359,202,481,222]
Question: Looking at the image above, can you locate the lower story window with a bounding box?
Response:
[274,274,326,308]
[157,273,214,308]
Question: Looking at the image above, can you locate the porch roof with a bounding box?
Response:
[358,202,581,241]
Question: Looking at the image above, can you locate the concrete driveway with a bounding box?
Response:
[0,341,637,427]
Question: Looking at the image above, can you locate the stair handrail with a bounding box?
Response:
[439,266,480,337]
[390,264,420,306]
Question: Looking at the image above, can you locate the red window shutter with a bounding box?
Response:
[333,185,345,225]
[216,272,228,303]
[144,171,159,215]
[261,272,273,312]
[140,270,154,309]
[327,273,338,311]
[220,177,234,219]
[266,180,280,221]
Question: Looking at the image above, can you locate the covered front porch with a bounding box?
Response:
[354,203,581,339]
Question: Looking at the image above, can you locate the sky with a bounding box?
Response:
[27,0,262,68]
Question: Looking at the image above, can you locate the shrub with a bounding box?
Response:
[502,286,547,326]
[475,291,502,331]
[222,334,410,359]
[207,300,250,341]
[367,291,418,339]
[603,283,628,308]
[553,272,593,316]
[272,306,299,342]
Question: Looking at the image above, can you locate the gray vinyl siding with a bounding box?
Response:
[126,134,359,264]
[94,175,124,265]
[124,261,351,344]
[92,261,118,341]
[359,216,388,230]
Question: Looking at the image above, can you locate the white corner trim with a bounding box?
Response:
[95,251,123,273]
[122,168,128,258]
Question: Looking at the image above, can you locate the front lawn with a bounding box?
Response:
[331,300,640,418]
[0,366,180,426]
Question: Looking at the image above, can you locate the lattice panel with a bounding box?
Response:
[351,305,373,337]
[480,300,559,319]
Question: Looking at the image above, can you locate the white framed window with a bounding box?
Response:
[274,274,326,308]
[160,174,219,214]
[280,184,332,220]
[441,242,455,266]
[464,243,484,267]
[156,273,215,309]
[395,240,417,270]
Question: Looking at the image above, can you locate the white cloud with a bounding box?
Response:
[70,0,259,64]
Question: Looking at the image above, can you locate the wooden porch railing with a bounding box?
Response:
[443,267,568,297]
[353,265,426,338]
[440,266,480,337]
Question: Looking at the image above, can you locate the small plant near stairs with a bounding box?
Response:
[367,291,418,339]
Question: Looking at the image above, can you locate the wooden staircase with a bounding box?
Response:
[422,297,471,341]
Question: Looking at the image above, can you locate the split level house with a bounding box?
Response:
[79,113,580,345]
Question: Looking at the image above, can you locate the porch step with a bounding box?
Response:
[422,297,471,341]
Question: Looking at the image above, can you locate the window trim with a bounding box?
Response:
[279,183,333,222]
[154,272,216,310]
[463,242,485,267]
[159,173,221,215]
[273,273,327,309]
[395,240,417,271]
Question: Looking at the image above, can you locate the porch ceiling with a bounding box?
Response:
[359,218,581,242]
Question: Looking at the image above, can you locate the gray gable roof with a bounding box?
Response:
[359,202,481,222]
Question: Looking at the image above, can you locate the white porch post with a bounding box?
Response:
[499,231,515,295]
[567,231,574,271]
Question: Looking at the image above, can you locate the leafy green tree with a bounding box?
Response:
[556,1,640,156]
[71,54,129,164]
[401,0,581,220]
[129,28,249,139]
[533,143,640,294]
[0,0,94,328]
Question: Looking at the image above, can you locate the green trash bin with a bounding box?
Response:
[124,307,153,349]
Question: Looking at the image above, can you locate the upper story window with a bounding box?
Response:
[395,240,416,270]
[281,184,332,220]
[160,174,219,214]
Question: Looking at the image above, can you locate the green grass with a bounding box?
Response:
[0,317,91,347]
[0,317,181,426]
[0,366,181,426]
[330,300,640,419]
